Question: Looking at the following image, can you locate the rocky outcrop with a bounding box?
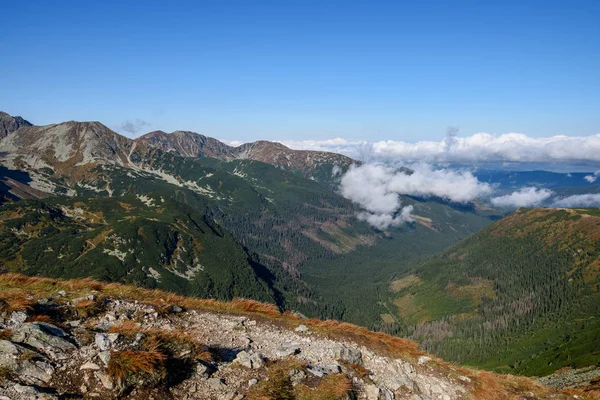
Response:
[0,291,581,400]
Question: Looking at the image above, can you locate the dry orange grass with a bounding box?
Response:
[0,329,13,340]
[296,374,353,400]
[107,320,141,336]
[0,290,35,312]
[108,322,213,362]
[106,349,166,387]
[74,298,102,317]
[298,318,422,360]
[26,314,54,324]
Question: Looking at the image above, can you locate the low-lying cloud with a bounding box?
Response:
[551,194,600,208]
[274,132,600,166]
[584,171,600,183]
[339,163,493,229]
[491,187,554,208]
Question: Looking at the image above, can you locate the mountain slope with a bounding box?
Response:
[0,273,591,399]
[137,129,354,184]
[0,195,278,303]
[388,208,600,377]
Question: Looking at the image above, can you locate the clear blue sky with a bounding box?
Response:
[1,0,599,141]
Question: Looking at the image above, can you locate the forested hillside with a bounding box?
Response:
[387,208,600,377]
[0,195,278,303]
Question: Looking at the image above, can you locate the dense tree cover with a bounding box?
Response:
[391,208,600,376]
[0,196,277,304]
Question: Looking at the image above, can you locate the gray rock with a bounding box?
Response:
[72,294,96,305]
[248,378,258,386]
[95,332,119,351]
[207,377,226,390]
[11,322,76,360]
[8,311,27,328]
[13,383,40,395]
[171,305,183,313]
[95,371,114,390]
[57,290,67,297]
[289,368,306,384]
[380,388,394,400]
[233,350,264,369]
[97,350,111,365]
[80,361,100,370]
[194,362,208,376]
[458,375,471,383]
[294,324,309,333]
[276,342,300,357]
[0,340,54,384]
[333,345,362,365]
[364,384,381,400]
[386,375,414,391]
[417,356,431,365]
[307,364,341,377]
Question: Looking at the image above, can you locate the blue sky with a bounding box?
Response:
[1,0,599,142]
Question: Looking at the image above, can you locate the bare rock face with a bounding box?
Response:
[0,111,32,138]
[11,322,76,360]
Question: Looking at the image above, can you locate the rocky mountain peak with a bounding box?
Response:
[0,111,33,138]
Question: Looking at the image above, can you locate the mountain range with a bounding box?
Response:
[0,112,497,326]
[1,111,599,392]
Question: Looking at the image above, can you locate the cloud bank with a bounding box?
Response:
[552,194,600,208]
[339,163,493,229]
[491,187,554,208]
[273,133,600,166]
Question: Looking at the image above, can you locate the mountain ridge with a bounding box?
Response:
[0,272,592,400]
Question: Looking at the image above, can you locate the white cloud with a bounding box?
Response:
[331,165,342,177]
[339,163,492,229]
[220,139,244,147]
[551,194,600,208]
[491,187,554,208]
[252,132,600,166]
[584,170,600,183]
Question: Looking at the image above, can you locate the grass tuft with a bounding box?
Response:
[297,373,353,400]
[106,349,166,388]
[0,329,13,340]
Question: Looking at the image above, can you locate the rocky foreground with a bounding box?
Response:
[0,274,594,400]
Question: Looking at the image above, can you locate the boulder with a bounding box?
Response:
[417,356,431,365]
[11,322,76,360]
[364,384,381,400]
[0,340,54,385]
[233,351,264,369]
[332,345,362,365]
[95,332,119,351]
[307,364,341,377]
[7,311,27,328]
[275,342,300,357]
